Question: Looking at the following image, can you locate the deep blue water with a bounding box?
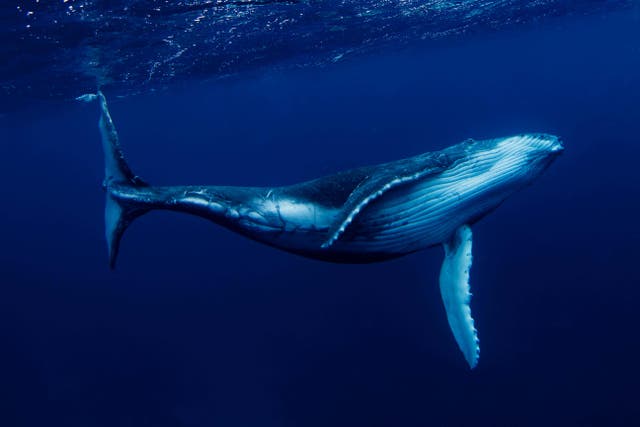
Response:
[2,2,640,427]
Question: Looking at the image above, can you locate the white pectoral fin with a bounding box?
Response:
[439,225,480,369]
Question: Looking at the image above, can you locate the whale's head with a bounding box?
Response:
[460,133,563,189]
[492,133,563,182]
[503,133,564,160]
[439,134,563,220]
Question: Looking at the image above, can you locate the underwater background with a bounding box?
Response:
[1,1,640,426]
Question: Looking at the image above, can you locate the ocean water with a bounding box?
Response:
[1,1,640,426]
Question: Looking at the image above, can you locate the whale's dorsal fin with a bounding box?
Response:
[439,225,479,369]
[321,151,453,248]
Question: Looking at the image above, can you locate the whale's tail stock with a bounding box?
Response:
[77,92,150,269]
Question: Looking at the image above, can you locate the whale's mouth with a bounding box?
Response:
[530,135,564,176]
[521,134,564,160]
[525,133,564,153]
[549,136,565,154]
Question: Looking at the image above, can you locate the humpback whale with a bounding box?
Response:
[80,91,563,368]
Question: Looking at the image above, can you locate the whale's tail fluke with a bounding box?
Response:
[78,91,150,269]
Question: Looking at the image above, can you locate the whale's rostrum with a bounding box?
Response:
[79,91,563,368]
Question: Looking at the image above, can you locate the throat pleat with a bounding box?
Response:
[345,146,526,252]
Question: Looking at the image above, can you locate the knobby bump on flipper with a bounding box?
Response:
[439,224,479,368]
[320,150,459,249]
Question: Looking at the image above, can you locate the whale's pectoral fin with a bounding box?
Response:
[321,152,454,248]
[439,224,479,369]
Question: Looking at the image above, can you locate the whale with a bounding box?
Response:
[79,91,563,368]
